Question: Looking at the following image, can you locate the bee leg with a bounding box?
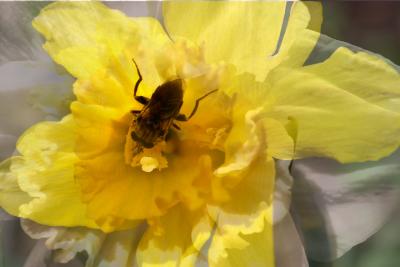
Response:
[132,58,150,105]
[175,89,218,121]
[172,123,181,130]
[131,110,141,115]
[175,114,188,121]
[135,96,150,105]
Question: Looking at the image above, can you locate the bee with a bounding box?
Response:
[130,59,217,154]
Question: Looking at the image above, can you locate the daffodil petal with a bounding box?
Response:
[208,160,297,267]
[77,148,214,232]
[137,206,213,267]
[277,0,322,69]
[217,70,294,176]
[207,156,275,267]
[214,107,265,179]
[207,211,274,267]
[21,219,146,267]
[352,215,400,267]
[291,150,400,261]
[0,157,32,216]
[21,219,101,265]
[33,1,126,79]
[0,60,73,160]
[267,47,400,162]
[163,1,320,81]
[264,118,295,160]
[275,1,322,69]
[0,116,98,228]
[305,47,400,113]
[73,101,216,231]
[32,1,170,89]
[214,103,293,197]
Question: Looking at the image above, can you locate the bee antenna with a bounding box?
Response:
[187,89,218,120]
[132,58,143,97]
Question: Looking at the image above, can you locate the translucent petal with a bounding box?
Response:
[72,102,218,231]
[22,219,145,267]
[291,150,400,261]
[213,87,293,198]
[137,206,213,267]
[267,47,400,162]
[0,60,73,160]
[32,1,170,87]
[0,116,98,228]
[163,1,321,81]
[0,158,32,218]
[207,157,275,267]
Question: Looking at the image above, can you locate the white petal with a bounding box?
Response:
[274,215,309,267]
[21,219,103,265]
[21,220,146,267]
[354,210,400,267]
[305,32,399,72]
[291,150,400,261]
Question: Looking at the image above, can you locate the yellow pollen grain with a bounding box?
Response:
[140,156,160,172]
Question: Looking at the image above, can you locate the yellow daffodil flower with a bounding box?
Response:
[1,2,400,267]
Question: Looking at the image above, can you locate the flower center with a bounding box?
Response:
[124,113,170,172]
[123,59,220,172]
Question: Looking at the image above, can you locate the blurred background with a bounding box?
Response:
[322,1,400,65]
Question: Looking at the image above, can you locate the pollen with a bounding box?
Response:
[140,156,160,172]
[124,117,168,172]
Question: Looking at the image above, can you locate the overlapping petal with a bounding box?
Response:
[213,73,294,199]
[0,158,32,217]
[22,219,145,267]
[0,61,73,160]
[206,155,275,267]
[266,47,400,162]
[137,206,213,267]
[0,116,98,228]
[163,1,321,81]
[291,150,400,261]
[32,1,172,94]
